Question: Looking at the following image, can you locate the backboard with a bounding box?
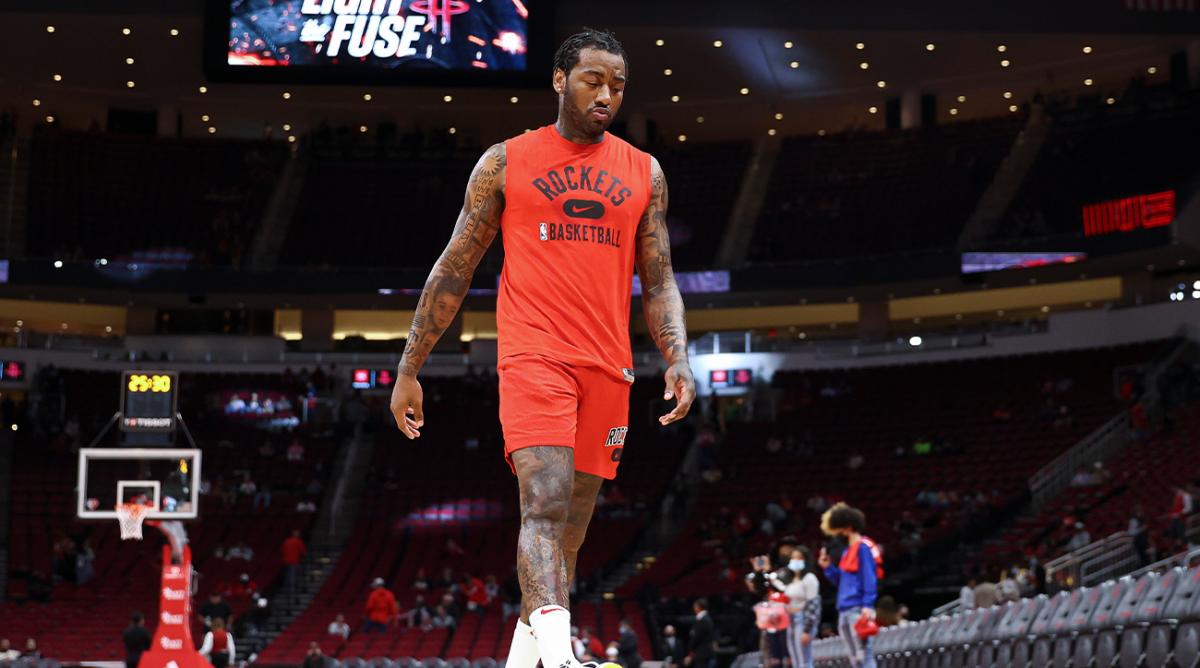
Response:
[77,448,201,520]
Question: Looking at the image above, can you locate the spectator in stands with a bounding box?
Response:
[198,592,233,630]
[287,438,305,461]
[973,575,998,608]
[1070,466,1095,487]
[76,539,95,585]
[226,541,254,561]
[226,573,259,600]
[282,529,306,592]
[296,499,317,512]
[1067,522,1091,551]
[198,618,235,668]
[413,567,430,592]
[328,613,351,641]
[997,571,1020,603]
[1130,505,1150,566]
[685,599,716,668]
[579,627,604,661]
[959,577,977,609]
[362,577,398,633]
[431,605,457,629]
[819,503,881,668]
[606,643,621,664]
[485,573,500,602]
[19,638,39,659]
[123,612,151,668]
[238,474,257,498]
[1053,404,1074,430]
[0,639,18,660]
[771,548,819,668]
[875,597,905,628]
[1167,486,1195,542]
[501,568,522,622]
[253,483,272,510]
[846,452,865,470]
[660,625,685,666]
[462,573,489,611]
[225,394,246,414]
[303,642,327,668]
[405,594,433,631]
[617,618,642,668]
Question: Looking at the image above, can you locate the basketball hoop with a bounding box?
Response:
[116,502,154,540]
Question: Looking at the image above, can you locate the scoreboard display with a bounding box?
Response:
[120,371,178,433]
[206,0,551,85]
[351,368,397,390]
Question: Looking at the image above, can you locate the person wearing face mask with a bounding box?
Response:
[770,547,820,668]
[616,618,642,668]
[659,625,686,667]
[818,503,882,668]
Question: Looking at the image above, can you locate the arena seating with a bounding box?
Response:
[25,129,288,265]
[0,370,333,661]
[650,139,752,269]
[996,85,1200,243]
[811,562,1200,668]
[750,116,1024,263]
[973,398,1200,574]
[258,376,686,664]
[619,341,1168,598]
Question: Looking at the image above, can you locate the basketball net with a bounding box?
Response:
[116,502,153,540]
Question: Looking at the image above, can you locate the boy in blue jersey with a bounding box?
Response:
[818,503,882,668]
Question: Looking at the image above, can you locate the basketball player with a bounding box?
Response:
[389,28,694,668]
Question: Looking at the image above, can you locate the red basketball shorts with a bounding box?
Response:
[498,353,631,480]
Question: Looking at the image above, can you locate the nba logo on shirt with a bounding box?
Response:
[605,426,627,447]
[538,222,548,241]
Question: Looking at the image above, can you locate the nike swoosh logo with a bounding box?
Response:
[540,607,566,615]
[567,203,595,214]
[562,198,605,219]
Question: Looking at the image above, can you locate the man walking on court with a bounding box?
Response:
[390,28,694,668]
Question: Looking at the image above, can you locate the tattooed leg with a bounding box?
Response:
[513,446,575,617]
[562,471,604,588]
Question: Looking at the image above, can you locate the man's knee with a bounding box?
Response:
[522,489,571,526]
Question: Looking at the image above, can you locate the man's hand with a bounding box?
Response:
[390,374,424,439]
[800,633,810,646]
[817,547,831,569]
[862,607,876,621]
[659,361,695,425]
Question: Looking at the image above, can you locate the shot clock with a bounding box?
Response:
[120,371,178,433]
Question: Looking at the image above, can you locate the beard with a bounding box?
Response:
[562,88,612,138]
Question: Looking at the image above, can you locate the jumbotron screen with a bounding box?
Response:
[207,0,548,84]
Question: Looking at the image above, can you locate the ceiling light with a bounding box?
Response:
[868,106,878,114]
[53,260,63,268]
[359,125,368,133]
[105,325,113,333]
[282,123,291,131]
[1041,306,1050,313]
[784,41,793,49]
[170,28,180,36]
[282,91,291,99]
[1000,59,1010,67]
[789,61,799,68]
[739,87,750,95]
[198,86,208,93]
[655,39,664,47]
[363,93,372,101]
[949,108,959,115]
[997,45,1007,52]
[925,43,935,51]
[510,96,519,103]
[957,95,966,102]
[712,40,723,48]
[1082,46,1092,54]
[201,114,210,122]
[663,68,672,76]
[696,116,705,123]
[208,126,216,134]
[1105,97,1115,105]
[46,25,55,33]
[1147,66,1157,74]
[1003,91,1013,99]
[288,135,296,143]
[125,57,135,65]
[1008,104,1018,112]
[859,62,869,70]
[877,80,886,88]
[1083,78,1093,86]
[909,336,923,347]
[443,95,453,102]
[449,127,457,134]
[677,134,687,142]
[46,115,55,123]
[670,95,679,102]
[817,129,826,136]
[855,42,865,50]
[52,74,62,82]
[768,128,777,135]
[126,80,135,88]
[122,27,131,35]
[31,99,40,107]
[774,112,783,120]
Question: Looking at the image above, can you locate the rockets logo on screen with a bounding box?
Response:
[227,0,529,70]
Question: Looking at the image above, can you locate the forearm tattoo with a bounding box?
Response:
[636,160,689,364]
[399,144,505,376]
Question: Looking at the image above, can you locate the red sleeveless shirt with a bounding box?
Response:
[497,125,652,381]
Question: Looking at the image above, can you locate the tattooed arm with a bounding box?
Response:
[390,143,505,438]
[636,156,695,425]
